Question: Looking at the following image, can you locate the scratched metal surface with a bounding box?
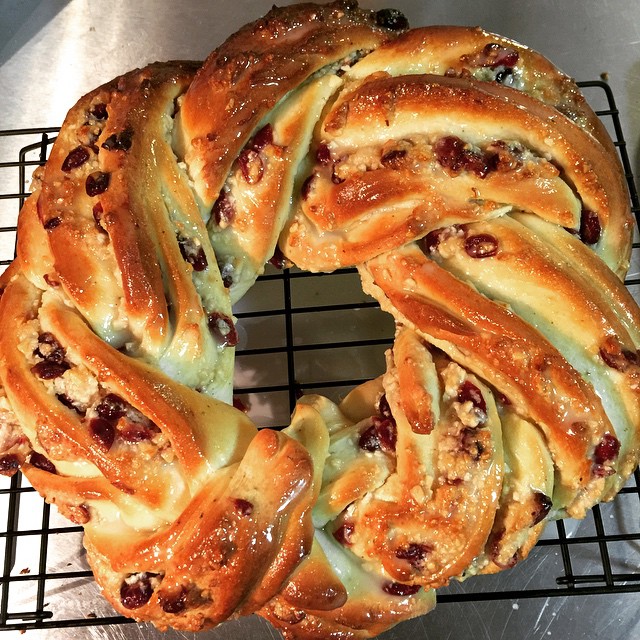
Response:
[0,1,639,639]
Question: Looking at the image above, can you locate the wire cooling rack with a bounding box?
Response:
[0,81,638,636]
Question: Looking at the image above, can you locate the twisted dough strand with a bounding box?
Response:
[0,2,638,638]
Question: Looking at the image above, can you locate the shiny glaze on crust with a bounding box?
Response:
[178,0,405,209]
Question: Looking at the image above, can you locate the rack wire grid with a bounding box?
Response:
[0,80,638,635]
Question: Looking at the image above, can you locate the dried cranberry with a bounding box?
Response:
[375,8,409,31]
[593,464,615,478]
[382,582,421,596]
[381,148,407,168]
[579,208,601,245]
[268,246,288,270]
[29,451,57,474]
[207,312,238,347]
[358,417,397,453]
[333,522,355,545]
[43,274,59,287]
[160,588,187,614]
[459,428,486,462]
[96,394,128,421]
[316,143,332,165]
[487,529,520,569]
[61,146,90,172]
[331,167,345,184]
[249,124,273,151]
[501,552,520,569]
[480,43,520,69]
[374,417,397,451]
[495,68,513,84]
[593,433,620,465]
[420,228,445,254]
[101,128,133,152]
[120,573,157,609]
[599,343,638,372]
[238,148,264,184]
[34,332,66,363]
[0,455,21,476]
[90,103,109,120]
[178,236,208,272]
[232,396,249,413]
[464,233,499,258]
[40,333,65,355]
[434,136,467,172]
[359,425,380,452]
[120,423,151,443]
[377,394,394,422]
[212,190,235,227]
[530,491,553,525]
[92,202,108,233]
[218,261,234,288]
[434,136,496,178]
[89,417,116,451]
[457,380,487,415]
[233,498,254,516]
[43,217,62,230]
[599,348,627,371]
[31,361,69,379]
[395,543,432,569]
[86,171,110,197]
[301,174,315,200]
[56,394,85,415]
[497,552,521,571]
[467,150,499,177]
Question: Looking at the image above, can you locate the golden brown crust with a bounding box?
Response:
[87,429,314,631]
[176,1,406,303]
[0,273,255,506]
[37,60,236,399]
[205,71,342,303]
[39,63,198,347]
[346,25,614,152]
[282,73,632,276]
[343,339,504,589]
[16,188,56,289]
[178,0,404,209]
[359,244,613,517]
[428,215,640,495]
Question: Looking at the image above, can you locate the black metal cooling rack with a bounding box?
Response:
[0,81,638,635]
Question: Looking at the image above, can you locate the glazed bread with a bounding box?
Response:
[0,2,638,638]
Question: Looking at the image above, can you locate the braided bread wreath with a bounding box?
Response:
[0,1,639,637]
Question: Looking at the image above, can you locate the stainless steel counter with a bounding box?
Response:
[0,1,639,639]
